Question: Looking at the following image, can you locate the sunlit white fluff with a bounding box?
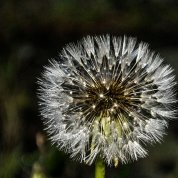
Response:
[38,35,177,166]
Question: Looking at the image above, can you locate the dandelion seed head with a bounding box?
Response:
[38,35,177,166]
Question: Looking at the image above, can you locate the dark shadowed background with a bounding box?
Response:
[0,0,178,178]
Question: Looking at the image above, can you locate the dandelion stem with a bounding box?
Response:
[95,158,105,178]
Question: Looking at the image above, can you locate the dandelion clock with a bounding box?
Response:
[38,35,177,178]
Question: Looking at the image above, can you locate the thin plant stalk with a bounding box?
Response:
[95,159,105,178]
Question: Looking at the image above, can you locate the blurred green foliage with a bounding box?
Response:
[0,0,178,178]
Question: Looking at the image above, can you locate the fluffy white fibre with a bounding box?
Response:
[38,35,177,166]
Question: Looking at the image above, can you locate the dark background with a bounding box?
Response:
[0,0,178,178]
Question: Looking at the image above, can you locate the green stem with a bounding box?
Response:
[95,158,105,178]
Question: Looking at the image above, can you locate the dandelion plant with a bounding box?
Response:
[38,35,177,178]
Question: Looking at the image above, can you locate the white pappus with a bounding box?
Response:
[38,35,177,166]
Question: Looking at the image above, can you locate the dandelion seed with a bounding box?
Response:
[38,35,177,166]
[99,93,104,98]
